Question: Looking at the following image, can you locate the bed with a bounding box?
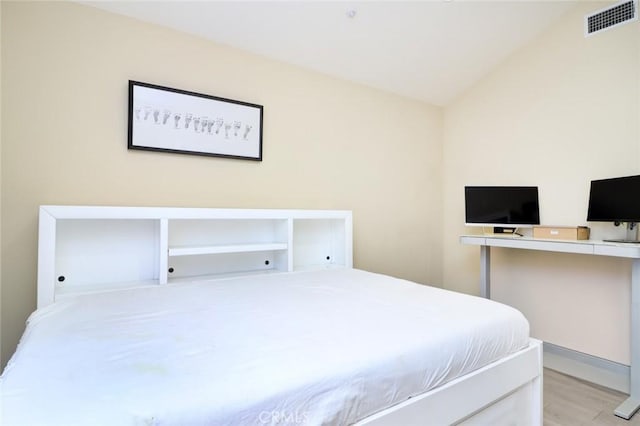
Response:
[0,206,542,425]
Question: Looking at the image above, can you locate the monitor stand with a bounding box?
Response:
[604,222,639,243]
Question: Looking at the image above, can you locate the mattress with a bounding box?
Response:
[0,268,529,425]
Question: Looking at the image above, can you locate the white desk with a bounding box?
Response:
[461,235,640,420]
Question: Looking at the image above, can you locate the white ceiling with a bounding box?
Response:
[85,1,579,106]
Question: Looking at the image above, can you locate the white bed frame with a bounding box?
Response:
[37,205,542,425]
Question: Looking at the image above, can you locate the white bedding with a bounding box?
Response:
[1,268,529,425]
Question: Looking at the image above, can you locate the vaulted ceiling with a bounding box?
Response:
[85,1,579,106]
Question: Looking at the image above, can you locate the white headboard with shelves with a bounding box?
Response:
[37,206,353,308]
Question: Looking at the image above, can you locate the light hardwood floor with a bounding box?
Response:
[544,368,640,426]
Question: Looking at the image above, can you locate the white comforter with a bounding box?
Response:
[0,269,529,425]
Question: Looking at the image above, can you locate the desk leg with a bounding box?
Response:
[480,245,490,299]
[615,258,640,419]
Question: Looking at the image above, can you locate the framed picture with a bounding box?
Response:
[128,81,263,161]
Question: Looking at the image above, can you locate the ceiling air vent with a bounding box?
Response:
[585,0,638,37]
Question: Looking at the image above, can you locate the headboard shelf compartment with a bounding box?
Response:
[293,218,347,270]
[38,206,352,307]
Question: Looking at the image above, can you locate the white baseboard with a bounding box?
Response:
[543,342,629,393]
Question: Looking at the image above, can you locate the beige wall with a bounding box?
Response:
[443,3,639,364]
[0,2,443,366]
[3,0,637,370]
[0,0,3,367]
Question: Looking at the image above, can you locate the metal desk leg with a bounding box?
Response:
[480,245,490,299]
[615,258,640,419]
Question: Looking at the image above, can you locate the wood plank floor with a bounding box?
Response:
[544,368,640,426]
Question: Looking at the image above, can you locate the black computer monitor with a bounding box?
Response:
[464,186,540,230]
[587,175,640,223]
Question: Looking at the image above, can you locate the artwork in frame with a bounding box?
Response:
[128,81,263,161]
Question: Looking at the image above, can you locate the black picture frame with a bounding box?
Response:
[128,81,263,161]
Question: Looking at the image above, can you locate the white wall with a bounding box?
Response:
[443,2,639,363]
[0,2,443,367]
